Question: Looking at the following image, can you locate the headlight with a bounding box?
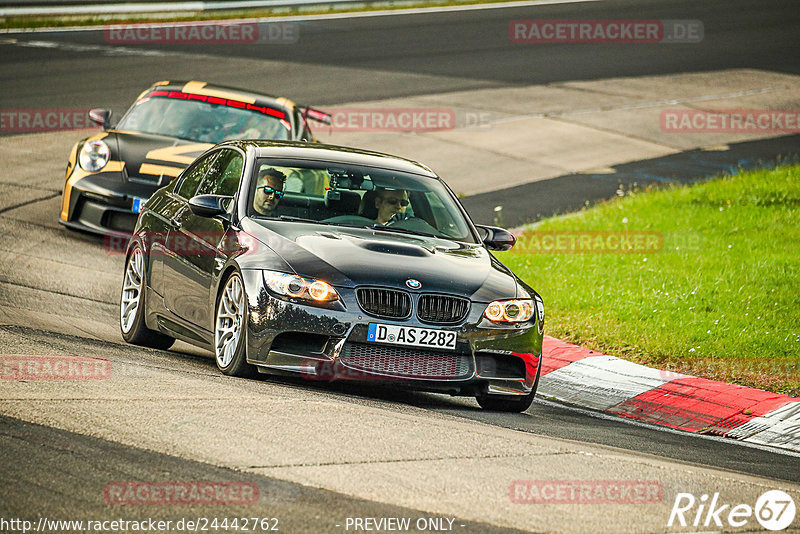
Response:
[264,271,339,302]
[483,299,534,323]
[79,140,110,172]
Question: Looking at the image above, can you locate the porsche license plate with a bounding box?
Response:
[131,197,145,214]
[367,323,457,351]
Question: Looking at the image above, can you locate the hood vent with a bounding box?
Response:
[361,241,429,257]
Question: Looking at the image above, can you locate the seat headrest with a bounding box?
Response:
[324,190,361,214]
[359,190,380,220]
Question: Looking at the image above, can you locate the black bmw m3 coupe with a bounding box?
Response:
[120,140,545,412]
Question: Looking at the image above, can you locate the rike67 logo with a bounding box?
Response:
[668,490,796,531]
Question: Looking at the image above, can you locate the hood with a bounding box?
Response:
[243,219,520,302]
[108,130,214,183]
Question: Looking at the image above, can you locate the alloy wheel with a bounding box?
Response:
[215,274,246,368]
[120,247,144,334]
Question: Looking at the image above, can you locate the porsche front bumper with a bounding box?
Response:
[60,169,163,236]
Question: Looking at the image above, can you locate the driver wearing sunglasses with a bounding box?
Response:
[374,188,409,225]
[253,168,286,216]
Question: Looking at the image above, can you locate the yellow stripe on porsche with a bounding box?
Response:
[138,163,183,178]
[138,81,171,100]
[182,81,256,104]
[275,97,295,111]
[145,143,214,165]
[104,161,125,173]
[60,160,125,221]
[61,166,90,220]
[65,142,79,180]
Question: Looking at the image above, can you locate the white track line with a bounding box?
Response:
[0,0,599,34]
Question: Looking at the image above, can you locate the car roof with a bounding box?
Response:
[219,140,439,178]
[141,80,297,112]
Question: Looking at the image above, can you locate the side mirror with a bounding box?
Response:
[88,108,112,129]
[189,194,232,219]
[475,224,516,251]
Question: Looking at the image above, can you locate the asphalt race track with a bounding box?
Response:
[1,0,799,532]
[2,0,799,112]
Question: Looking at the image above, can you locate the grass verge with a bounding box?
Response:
[497,163,800,396]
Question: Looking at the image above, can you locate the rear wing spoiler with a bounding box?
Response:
[300,106,332,125]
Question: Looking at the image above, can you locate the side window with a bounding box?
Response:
[197,149,243,197]
[177,152,218,199]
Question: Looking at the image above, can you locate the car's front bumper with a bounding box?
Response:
[60,167,165,236]
[241,270,543,397]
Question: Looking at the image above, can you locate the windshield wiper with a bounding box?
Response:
[265,216,375,229]
[277,215,329,224]
[255,215,333,225]
[369,224,436,238]
[261,217,437,238]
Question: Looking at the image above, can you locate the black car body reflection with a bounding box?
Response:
[120,140,545,412]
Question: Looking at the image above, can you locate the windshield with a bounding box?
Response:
[116,95,291,143]
[248,158,477,243]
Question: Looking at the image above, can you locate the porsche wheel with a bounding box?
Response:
[120,244,175,350]
[214,271,255,377]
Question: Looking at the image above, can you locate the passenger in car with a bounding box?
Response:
[253,168,286,216]
[374,188,409,225]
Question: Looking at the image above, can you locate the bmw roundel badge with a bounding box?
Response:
[406,279,422,289]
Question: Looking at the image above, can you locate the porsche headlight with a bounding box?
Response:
[79,140,110,172]
[483,299,534,323]
[264,271,339,302]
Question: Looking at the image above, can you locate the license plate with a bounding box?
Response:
[367,323,457,351]
[131,197,145,214]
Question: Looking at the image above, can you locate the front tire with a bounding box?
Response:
[214,271,255,377]
[120,244,175,350]
[476,357,541,413]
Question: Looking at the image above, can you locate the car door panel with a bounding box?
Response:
[163,149,244,330]
[161,151,219,324]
